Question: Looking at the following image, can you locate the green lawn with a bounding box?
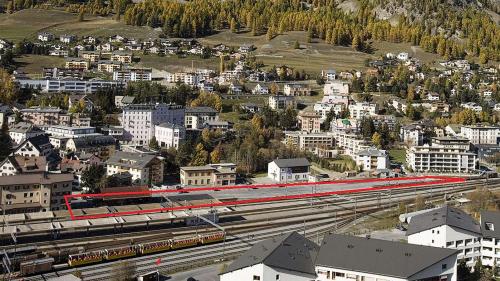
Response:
[389,148,407,165]
[137,54,219,73]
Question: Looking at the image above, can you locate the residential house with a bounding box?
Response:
[348,102,378,120]
[79,50,101,63]
[268,158,311,183]
[98,60,122,72]
[106,151,164,185]
[220,232,318,281]
[185,107,218,130]
[154,122,185,149]
[252,84,269,95]
[38,32,54,42]
[9,122,45,145]
[297,111,321,133]
[284,83,311,96]
[355,148,390,171]
[65,135,116,159]
[65,58,90,70]
[460,125,499,145]
[110,51,133,64]
[0,155,47,176]
[13,135,54,158]
[180,163,237,187]
[60,34,76,44]
[322,69,337,81]
[268,95,296,110]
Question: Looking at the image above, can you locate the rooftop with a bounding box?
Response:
[406,205,480,236]
[316,234,458,279]
[106,151,157,169]
[0,172,74,186]
[272,158,310,168]
[481,211,500,239]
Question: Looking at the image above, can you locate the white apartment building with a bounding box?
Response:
[348,102,378,120]
[154,122,185,149]
[355,148,390,171]
[480,211,500,267]
[121,104,185,145]
[316,234,458,281]
[165,72,200,86]
[9,122,45,145]
[43,125,98,138]
[185,107,219,129]
[323,81,349,99]
[407,206,482,267]
[331,129,371,157]
[106,151,164,185]
[268,158,311,183]
[284,83,311,96]
[407,137,478,173]
[400,124,424,147]
[113,68,152,82]
[314,103,344,122]
[460,125,499,145]
[220,232,319,281]
[268,95,296,110]
[16,79,122,94]
[284,132,335,151]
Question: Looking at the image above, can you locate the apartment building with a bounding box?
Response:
[0,173,74,213]
[165,72,200,86]
[314,103,345,122]
[14,135,53,158]
[268,95,296,110]
[407,206,481,267]
[43,125,97,138]
[331,129,371,157]
[460,125,499,145]
[0,155,47,176]
[154,122,185,149]
[64,58,90,70]
[184,107,219,129]
[323,81,349,98]
[65,135,116,159]
[9,122,45,145]
[400,124,424,146]
[221,232,458,281]
[106,151,164,185]
[297,111,322,133]
[220,232,319,281]
[79,50,101,63]
[284,132,335,151]
[121,103,184,144]
[180,163,237,186]
[283,83,311,96]
[110,51,133,64]
[16,78,123,94]
[355,148,390,171]
[20,107,90,127]
[113,68,152,82]
[98,60,122,72]
[316,234,458,281]
[479,211,500,267]
[43,67,84,79]
[268,158,311,183]
[407,137,478,173]
[348,102,378,120]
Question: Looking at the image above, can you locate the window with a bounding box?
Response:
[486,223,495,231]
[276,274,280,280]
[442,264,447,270]
[446,242,454,247]
[253,276,260,281]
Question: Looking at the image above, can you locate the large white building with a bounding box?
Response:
[480,211,500,267]
[154,122,185,149]
[113,68,152,82]
[268,158,311,183]
[269,95,296,110]
[314,103,345,122]
[121,104,184,145]
[322,81,349,102]
[316,234,458,281]
[355,148,390,171]
[460,125,499,145]
[185,107,219,129]
[348,102,378,120]
[220,232,319,281]
[9,122,45,145]
[15,79,123,94]
[407,206,482,267]
[106,151,164,185]
[406,137,478,173]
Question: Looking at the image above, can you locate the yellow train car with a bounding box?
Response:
[171,236,199,249]
[201,232,225,244]
[68,251,104,267]
[139,241,171,255]
[104,246,137,260]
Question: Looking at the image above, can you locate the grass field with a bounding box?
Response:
[0,9,161,42]
[389,148,407,165]
[137,54,219,73]
[15,54,65,76]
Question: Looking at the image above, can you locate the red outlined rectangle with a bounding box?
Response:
[64,176,465,220]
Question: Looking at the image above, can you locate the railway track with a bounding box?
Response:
[4,178,495,252]
[10,178,500,280]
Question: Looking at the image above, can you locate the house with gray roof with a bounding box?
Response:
[268,158,311,183]
[480,211,500,267]
[106,151,164,185]
[407,205,481,267]
[220,232,319,281]
[315,234,458,281]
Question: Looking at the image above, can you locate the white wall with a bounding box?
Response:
[220,264,315,281]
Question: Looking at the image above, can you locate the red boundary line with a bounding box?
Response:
[64,176,465,220]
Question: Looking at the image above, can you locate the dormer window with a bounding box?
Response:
[486,222,495,231]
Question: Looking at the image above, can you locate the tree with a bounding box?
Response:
[468,187,497,215]
[0,123,11,161]
[306,26,313,43]
[270,83,279,95]
[293,40,300,49]
[352,35,361,51]
[457,259,471,281]
[149,136,159,150]
[279,107,297,130]
[0,68,18,104]
[191,92,222,111]
[210,145,222,164]
[81,165,106,193]
[372,132,382,148]
[479,49,489,64]
[266,26,274,41]
[78,7,85,22]
[230,18,238,33]
[219,55,225,73]
[190,143,208,166]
